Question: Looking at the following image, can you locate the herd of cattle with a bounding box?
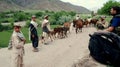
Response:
[40,18,100,43]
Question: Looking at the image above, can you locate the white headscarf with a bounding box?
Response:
[30,20,38,29]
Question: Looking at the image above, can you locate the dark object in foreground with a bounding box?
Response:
[89,32,120,67]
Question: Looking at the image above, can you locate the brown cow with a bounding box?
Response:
[89,18,98,26]
[73,19,83,34]
[40,30,55,44]
[53,26,69,38]
[83,19,89,27]
[63,22,71,33]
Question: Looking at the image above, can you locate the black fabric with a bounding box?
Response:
[32,36,38,48]
[29,23,38,48]
[89,32,120,67]
[42,26,50,34]
[29,24,38,40]
[96,23,105,30]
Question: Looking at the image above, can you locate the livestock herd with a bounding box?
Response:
[40,18,99,44]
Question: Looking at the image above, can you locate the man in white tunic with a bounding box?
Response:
[9,24,26,67]
[76,15,80,20]
[41,15,51,32]
[41,15,51,44]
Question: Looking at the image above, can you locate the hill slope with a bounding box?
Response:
[0,0,23,12]
[0,0,91,13]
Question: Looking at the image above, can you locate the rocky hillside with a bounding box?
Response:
[0,0,22,12]
[0,0,91,13]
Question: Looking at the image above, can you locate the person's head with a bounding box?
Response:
[110,6,120,16]
[44,15,49,20]
[100,16,106,21]
[32,15,36,21]
[14,25,21,32]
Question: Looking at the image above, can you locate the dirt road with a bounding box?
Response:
[0,27,106,67]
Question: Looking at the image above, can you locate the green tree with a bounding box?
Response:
[35,11,43,17]
[91,11,95,17]
[14,11,29,21]
[69,11,76,16]
[97,0,120,15]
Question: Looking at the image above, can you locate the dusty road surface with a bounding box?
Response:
[0,27,106,67]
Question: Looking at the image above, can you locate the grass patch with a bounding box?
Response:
[0,30,13,48]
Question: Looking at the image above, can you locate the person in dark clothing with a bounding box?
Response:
[29,15,39,52]
[106,6,120,34]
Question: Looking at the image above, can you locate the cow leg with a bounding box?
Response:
[41,36,45,44]
[80,28,82,32]
[58,32,62,39]
[61,31,64,38]
[76,28,78,34]
[64,31,68,37]
[48,33,53,42]
[58,32,60,38]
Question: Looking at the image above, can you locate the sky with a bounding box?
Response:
[60,0,120,11]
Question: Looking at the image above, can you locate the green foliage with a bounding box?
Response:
[0,30,13,47]
[91,11,95,17]
[0,10,76,30]
[69,11,76,16]
[49,16,57,25]
[49,11,76,25]
[98,0,120,15]
[0,18,14,23]
[57,15,72,25]
[7,18,14,23]
[35,12,43,17]
[25,20,31,28]
[0,23,4,31]
[10,22,14,27]
[14,11,28,21]
[0,10,31,23]
[0,22,13,32]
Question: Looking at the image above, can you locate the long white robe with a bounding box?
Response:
[41,19,51,43]
[42,19,51,31]
[10,31,25,67]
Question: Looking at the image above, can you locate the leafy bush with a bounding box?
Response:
[25,20,31,28]
[0,22,13,32]
[57,15,72,25]
[14,12,27,21]
[7,18,14,23]
[0,23,4,31]
[3,25,12,30]
[49,11,76,25]
[0,10,76,30]
[98,0,120,15]
[35,12,43,17]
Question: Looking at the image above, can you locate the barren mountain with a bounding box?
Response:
[0,0,91,13]
[0,0,23,12]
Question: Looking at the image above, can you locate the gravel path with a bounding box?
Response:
[0,27,106,67]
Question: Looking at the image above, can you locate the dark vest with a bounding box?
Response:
[109,14,120,35]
